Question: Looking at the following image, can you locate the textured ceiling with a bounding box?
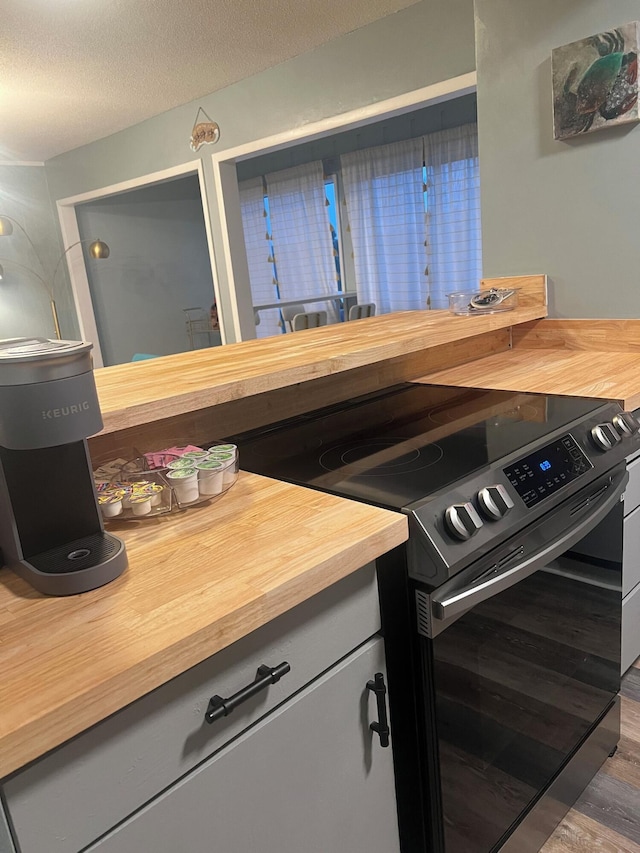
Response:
[1,0,418,163]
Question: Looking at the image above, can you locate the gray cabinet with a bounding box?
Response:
[623,451,640,673]
[0,805,16,853]
[87,636,399,853]
[2,564,400,853]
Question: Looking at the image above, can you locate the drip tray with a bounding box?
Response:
[14,532,127,595]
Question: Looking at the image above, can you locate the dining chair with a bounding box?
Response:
[281,304,307,332]
[348,302,376,320]
[291,310,328,331]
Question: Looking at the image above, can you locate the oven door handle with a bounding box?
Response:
[432,469,627,622]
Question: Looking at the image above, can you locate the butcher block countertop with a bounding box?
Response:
[0,473,407,778]
[416,319,640,411]
[94,280,546,436]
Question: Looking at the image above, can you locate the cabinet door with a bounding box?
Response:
[625,454,640,516]
[4,565,381,853]
[88,636,400,853]
[624,504,640,596]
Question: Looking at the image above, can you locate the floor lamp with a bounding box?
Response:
[0,215,110,340]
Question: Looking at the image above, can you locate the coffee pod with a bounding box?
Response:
[207,450,237,486]
[99,493,123,518]
[209,443,237,460]
[221,460,238,486]
[130,494,152,516]
[167,457,195,470]
[207,450,233,462]
[196,459,224,496]
[182,450,209,461]
[146,483,164,506]
[166,468,199,504]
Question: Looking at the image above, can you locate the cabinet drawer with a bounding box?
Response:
[625,455,640,516]
[3,564,380,853]
[622,581,640,674]
[624,505,640,596]
[86,637,399,853]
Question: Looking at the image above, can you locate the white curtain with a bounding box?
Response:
[340,138,427,314]
[239,176,281,338]
[265,162,339,324]
[340,124,481,314]
[423,123,482,309]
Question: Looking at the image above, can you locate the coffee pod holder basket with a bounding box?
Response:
[95,442,239,522]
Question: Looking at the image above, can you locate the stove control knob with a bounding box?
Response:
[590,423,621,451]
[613,411,640,437]
[477,484,515,521]
[444,502,484,541]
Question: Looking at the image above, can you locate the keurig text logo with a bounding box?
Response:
[41,401,90,419]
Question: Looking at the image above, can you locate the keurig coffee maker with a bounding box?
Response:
[0,337,127,595]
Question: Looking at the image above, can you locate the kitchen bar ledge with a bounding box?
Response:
[0,472,407,778]
[93,276,547,436]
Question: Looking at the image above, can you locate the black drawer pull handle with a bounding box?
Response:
[205,662,291,724]
[366,672,390,748]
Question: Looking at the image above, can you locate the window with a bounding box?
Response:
[240,162,342,337]
[341,123,481,312]
[239,123,481,336]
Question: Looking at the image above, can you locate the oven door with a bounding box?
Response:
[416,465,625,853]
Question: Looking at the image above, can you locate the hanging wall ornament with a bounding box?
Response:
[190,107,220,151]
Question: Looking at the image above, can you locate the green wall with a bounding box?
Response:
[236,94,477,181]
[475,0,640,317]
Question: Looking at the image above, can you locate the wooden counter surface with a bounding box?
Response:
[0,473,407,778]
[415,320,640,410]
[94,300,546,435]
[415,349,640,410]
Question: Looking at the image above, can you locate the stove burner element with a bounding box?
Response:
[318,438,443,477]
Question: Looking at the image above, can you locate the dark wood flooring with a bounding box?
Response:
[540,660,640,852]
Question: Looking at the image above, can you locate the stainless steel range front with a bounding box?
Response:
[230,384,640,853]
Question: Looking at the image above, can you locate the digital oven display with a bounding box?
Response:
[503,433,593,508]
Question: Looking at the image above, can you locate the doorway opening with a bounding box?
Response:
[56,159,218,367]
[75,174,218,366]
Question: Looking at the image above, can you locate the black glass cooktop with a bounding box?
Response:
[229,384,604,511]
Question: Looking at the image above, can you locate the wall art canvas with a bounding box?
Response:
[552,22,639,140]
